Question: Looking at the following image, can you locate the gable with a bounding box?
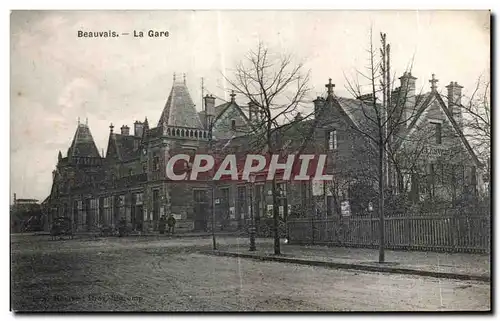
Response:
[105,135,121,160]
[401,92,481,167]
[212,102,252,139]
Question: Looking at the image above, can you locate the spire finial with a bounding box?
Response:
[85,117,88,126]
[230,90,236,102]
[325,78,335,96]
[109,123,114,133]
[183,73,186,84]
[429,73,439,92]
[173,72,176,82]
[77,117,80,125]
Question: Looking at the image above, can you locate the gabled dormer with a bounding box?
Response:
[210,91,253,140]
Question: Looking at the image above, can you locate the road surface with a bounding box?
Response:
[10,234,490,312]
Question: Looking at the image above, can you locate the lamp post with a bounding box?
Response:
[208,123,217,251]
[248,173,256,251]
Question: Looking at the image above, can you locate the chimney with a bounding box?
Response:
[399,72,417,98]
[356,93,375,102]
[313,96,326,119]
[446,81,464,115]
[134,121,144,137]
[248,101,259,122]
[204,94,216,127]
[120,125,130,135]
[398,72,417,126]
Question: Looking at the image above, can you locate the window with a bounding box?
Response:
[431,122,442,144]
[231,119,236,131]
[402,172,412,192]
[327,130,337,150]
[470,166,477,185]
[89,198,99,229]
[135,193,143,205]
[103,197,112,226]
[277,182,287,197]
[153,153,160,171]
[77,200,84,229]
[194,190,207,203]
[237,186,247,220]
[221,187,230,205]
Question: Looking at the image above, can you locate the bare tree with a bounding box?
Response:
[343,31,423,262]
[461,77,491,173]
[225,42,313,255]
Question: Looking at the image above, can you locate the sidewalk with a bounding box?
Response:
[204,238,491,282]
[33,230,243,238]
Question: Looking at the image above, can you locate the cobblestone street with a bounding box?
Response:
[10,234,490,311]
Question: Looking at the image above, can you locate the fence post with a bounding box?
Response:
[407,217,412,249]
[451,216,457,251]
[311,216,315,244]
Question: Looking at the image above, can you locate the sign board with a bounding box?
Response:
[160,207,164,217]
[172,214,182,220]
[422,146,453,160]
[341,201,351,217]
[279,206,284,218]
[229,207,235,219]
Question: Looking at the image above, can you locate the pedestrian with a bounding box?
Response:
[158,216,166,234]
[167,214,176,235]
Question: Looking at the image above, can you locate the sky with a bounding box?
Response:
[10,10,490,201]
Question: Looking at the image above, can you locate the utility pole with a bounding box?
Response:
[378,33,390,263]
[208,120,217,251]
[201,77,205,112]
[386,44,391,189]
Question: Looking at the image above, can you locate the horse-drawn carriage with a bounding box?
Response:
[50,217,74,240]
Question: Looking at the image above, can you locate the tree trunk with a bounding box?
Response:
[271,178,281,255]
[378,142,385,263]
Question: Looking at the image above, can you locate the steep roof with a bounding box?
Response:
[323,89,481,167]
[158,81,203,129]
[106,133,142,162]
[67,123,101,158]
[214,101,251,124]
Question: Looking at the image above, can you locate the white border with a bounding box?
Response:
[3,1,497,320]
